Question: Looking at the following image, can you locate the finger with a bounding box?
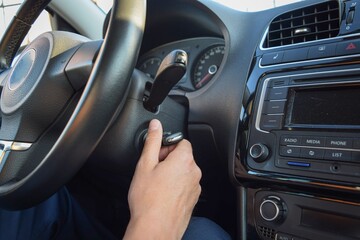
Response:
[159,144,176,161]
[168,140,193,158]
[140,119,163,168]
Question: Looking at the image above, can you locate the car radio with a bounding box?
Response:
[246,67,360,184]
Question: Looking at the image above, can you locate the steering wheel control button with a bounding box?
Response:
[300,148,325,160]
[260,115,283,131]
[280,136,301,146]
[280,146,300,158]
[250,143,269,162]
[265,87,288,100]
[301,136,325,147]
[263,101,286,114]
[261,51,284,66]
[260,196,285,222]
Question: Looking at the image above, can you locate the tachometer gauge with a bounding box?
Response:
[138,57,161,78]
[192,45,225,89]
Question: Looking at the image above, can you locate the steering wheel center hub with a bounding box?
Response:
[8,48,36,91]
[1,35,51,114]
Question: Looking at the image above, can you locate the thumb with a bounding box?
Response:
[140,119,163,168]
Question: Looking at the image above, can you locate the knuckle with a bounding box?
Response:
[182,152,195,166]
[194,165,202,181]
[196,184,202,198]
[179,139,192,150]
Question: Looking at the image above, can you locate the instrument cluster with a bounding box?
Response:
[137,37,225,92]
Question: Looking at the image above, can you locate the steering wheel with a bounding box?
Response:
[0,0,147,210]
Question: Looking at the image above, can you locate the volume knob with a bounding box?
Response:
[260,196,284,222]
[249,143,269,162]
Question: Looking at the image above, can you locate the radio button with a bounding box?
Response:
[351,151,360,161]
[269,79,288,87]
[250,143,269,162]
[280,136,301,146]
[300,148,325,159]
[280,146,300,157]
[353,139,360,149]
[265,88,288,100]
[324,150,351,161]
[301,136,325,147]
[325,137,352,149]
[260,115,283,131]
[263,101,286,114]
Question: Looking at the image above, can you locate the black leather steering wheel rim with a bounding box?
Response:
[0,0,146,209]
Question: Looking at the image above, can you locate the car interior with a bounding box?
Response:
[0,0,360,239]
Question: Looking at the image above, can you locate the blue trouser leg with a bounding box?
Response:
[183,217,232,240]
[0,187,116,240]
[0,188,231,239]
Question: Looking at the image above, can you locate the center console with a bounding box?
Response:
[236,1,360,239]
[247,68,360,184]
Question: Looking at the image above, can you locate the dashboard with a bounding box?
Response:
[140,0,360,239]
[234,1,360,240]
[101,0,360,239]
[131,0,360,239]
[6,0,360,239]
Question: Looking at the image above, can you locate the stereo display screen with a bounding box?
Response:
[289,85,360,127]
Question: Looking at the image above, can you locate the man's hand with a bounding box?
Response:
[123,119,202,240]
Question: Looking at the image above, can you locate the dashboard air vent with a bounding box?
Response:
[265,1,340,48]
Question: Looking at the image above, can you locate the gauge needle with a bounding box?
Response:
[196,72,214,89]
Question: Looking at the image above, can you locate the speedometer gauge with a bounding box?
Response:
[138,57,161,78]
[192,45,225,89]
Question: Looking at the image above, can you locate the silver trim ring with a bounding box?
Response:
[249,143,265,159]
[260,199,280,221]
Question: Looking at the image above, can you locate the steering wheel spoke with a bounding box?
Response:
[0,140,32,167]
[65,40,103,91]
[0,140,32,185]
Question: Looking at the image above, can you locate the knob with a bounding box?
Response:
[260,196,284,222]
[249,143,269,162]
